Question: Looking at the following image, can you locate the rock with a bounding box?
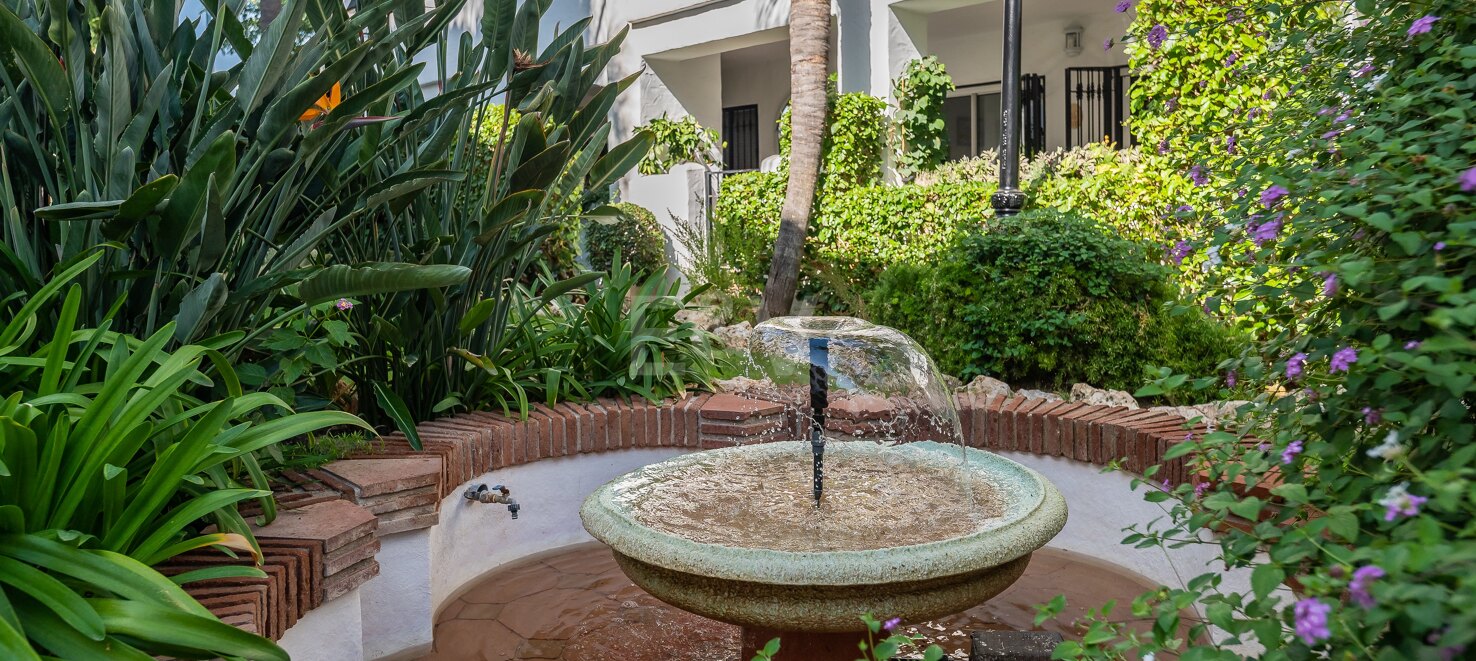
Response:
[1068,383,1139,409]
[959,375,1012,398]
[712,321,753,351]
[941,374,963,391]
[675,307,721,331]
[1014,389,1062,402]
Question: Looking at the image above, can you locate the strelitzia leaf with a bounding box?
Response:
[295,263,471,305]
[88,598,288,661]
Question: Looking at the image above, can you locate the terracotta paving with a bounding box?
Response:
[419,543,1168,661]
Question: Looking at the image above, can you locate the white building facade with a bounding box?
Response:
[452,0,1137,258]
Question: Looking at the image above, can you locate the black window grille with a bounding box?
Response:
[1065,66,1132,149]
[721,104,760,170]
[943,74,1046,160]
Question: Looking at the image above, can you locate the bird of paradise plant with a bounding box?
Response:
[0,254,369,659]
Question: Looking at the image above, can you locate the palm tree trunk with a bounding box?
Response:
[759,0,830,320]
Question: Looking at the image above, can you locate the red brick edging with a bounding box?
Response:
[175,391,1230,639]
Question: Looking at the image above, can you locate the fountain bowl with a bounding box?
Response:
[580,440,1067,632]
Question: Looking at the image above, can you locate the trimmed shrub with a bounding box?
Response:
[583,202,669,275]
[865,209,1237,392]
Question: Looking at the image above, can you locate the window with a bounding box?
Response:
[944,75,1046,160]
[1065,66,1132,149]
[721,105,760,170]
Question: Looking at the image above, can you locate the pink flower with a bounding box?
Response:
[1380,483,1427,521]
[335,298,354,311]
[1286,353,1307,380]
[1293,598,1332,645]
[1348,565,1385,608]
[1460,167,1476,192]
[1407,15,1440,37]
[1281,439,1304,465]
[1362,407,1381,425]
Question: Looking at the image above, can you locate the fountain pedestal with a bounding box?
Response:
[740,628,864,661]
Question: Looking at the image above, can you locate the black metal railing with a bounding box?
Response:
[703,168,757,231]
[1065,66,1133,149]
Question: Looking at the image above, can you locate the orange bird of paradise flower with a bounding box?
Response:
[300,82,342,123]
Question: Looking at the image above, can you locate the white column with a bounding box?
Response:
[865,0,927,102]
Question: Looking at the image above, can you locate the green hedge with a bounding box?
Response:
[712,171,995,293]
[583,202,668,275]
[865,209,1237,392]
[713,143,1206,299]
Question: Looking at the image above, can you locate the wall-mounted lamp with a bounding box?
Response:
[1064,25,1084,57]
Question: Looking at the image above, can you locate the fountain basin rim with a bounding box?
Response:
[580,441,1068,586]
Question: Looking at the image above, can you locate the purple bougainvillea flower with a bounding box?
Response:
[1321,130,1340,140]
[1380,483,1428,521]
[1434,241,1447,252]
[1281,439,1304,465]
[1157,138,1170,155]
[1103,37,1115,51]
[1170,240,1194,265]
[1114,0,1132,13]
[1286,352,1307,380]
[1362,407,1382,425]
[1317,107,1335,116]
[1194,481,1209,497]
[1224,52,1240,67]
[1349,566,1385,608]
[1293,598,1332,645]
[1177,204,1194,213]
[1189,165,1208,186]
[1226,134,1237,154]
[1335,110,1351,123]
[1251,216,1283,246]
[1405,340,1422,350]
[1146,24,1169,50]
[1330,346,1358,373]
[1459,167,1476,192]
[1260,185,1290,207]
[1353,63,1375,77]
[1407,15,1440,37]
[883,617,901,631]
[1321,272,1338,297]
[1226,370,1237,387]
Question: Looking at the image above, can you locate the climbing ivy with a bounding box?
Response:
[637,114,723,175]
[778,84,888,192]
[893,56,955,178]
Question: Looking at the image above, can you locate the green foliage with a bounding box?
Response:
[1057,1,1476,657]
[637,114,722,175]
[893,56,955,177]
[0,261,364,659]
[711,171,788,291]
[241,299,361,412]
[456,258,729,410]
[303,2,656,424]
[0,0,478,346]
[779,86,889,191]
[583,203,668,275]
[866,210,1236,391]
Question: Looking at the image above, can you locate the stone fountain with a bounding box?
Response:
[581,317,1067,660]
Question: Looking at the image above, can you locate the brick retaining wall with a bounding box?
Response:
[177,391,1223,640]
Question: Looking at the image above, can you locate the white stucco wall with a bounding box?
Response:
[721,40,793,162]
[360,530,434,661]
[427,448,690,612]
[279,586,364,661]
[928,7,1133,151]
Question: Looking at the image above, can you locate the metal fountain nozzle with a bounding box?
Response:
[809,337,830,508]
[465,483,519,519]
